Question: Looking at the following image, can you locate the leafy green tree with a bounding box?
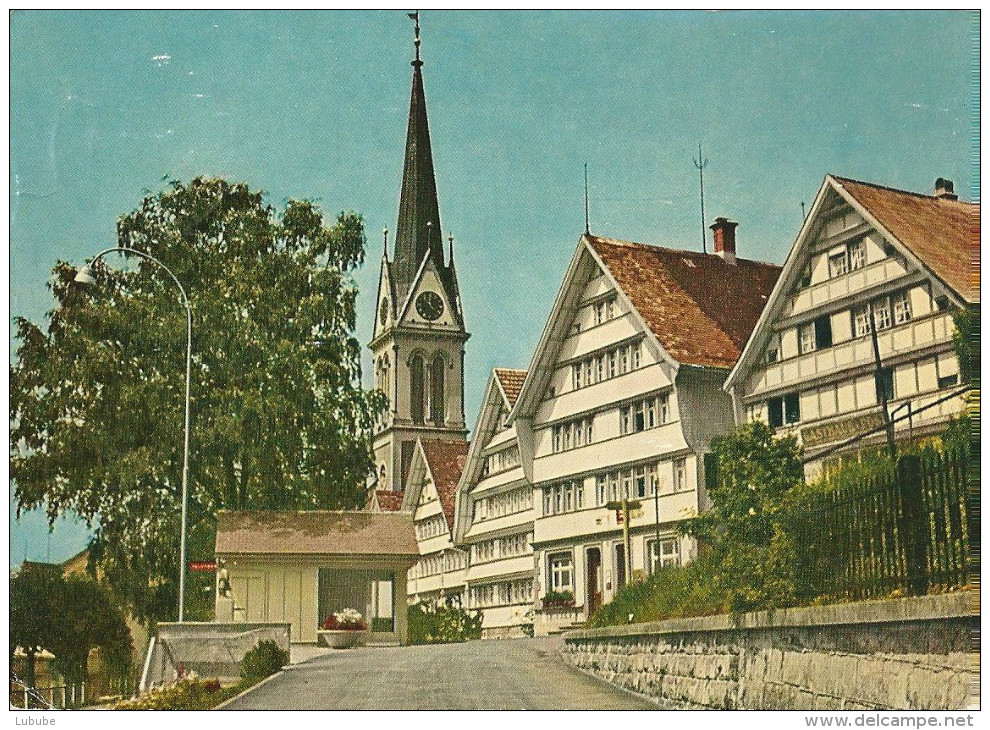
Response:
[52,575,133,687]
[10,177,387,624]
[952,304,979,386]
[680,421,805,612]
[10,563,65,689]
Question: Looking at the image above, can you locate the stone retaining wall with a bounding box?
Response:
[562,593,974,710]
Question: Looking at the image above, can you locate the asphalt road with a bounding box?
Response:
[221,636,655,710]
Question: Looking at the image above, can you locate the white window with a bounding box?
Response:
[608,351,617,378]
[596,355,606,382]
[584,359,594,386]
[828,251,848,278]
[658,394,670,424]
[573,421,583,447]
[631,342,641,369]
[646,398,657,429]
[893,290,912,325]
[575,481,584,509]
[606,299,616,320]
[873,297,892,330]
[594,301,605,326]
[853,305,872,337]
[585,418,593,444]
[596,475,607,505]
[620,406,631,435]
[621,470,632,499]
[848,240,867,270]
[572,363,583,390]
[549,553,573,591]
[635,466,647,498]
[619,346,629,374]
[553,485,563,514]
[673,458,687,491]
[648,537,680,573]
[799,323,816,354]
[543,488,551,516]
[649,464,660,496]
[552,425,562,453]
[562,424,572,450]
[563,483,574,512]
[608,473,619,502]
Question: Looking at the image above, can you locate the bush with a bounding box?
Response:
[240,640,289,681]
[113,676,230,710]
[408,601,483,644]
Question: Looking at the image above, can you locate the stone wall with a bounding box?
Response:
[562,593,973,710]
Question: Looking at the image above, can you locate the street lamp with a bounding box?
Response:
[75,247,192,623]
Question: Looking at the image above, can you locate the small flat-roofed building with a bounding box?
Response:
[724,175,977,473]
[215,510,419,645]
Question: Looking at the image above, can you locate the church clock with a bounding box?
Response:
[415,291,444,321]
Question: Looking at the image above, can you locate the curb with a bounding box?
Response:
[212,668,287,710]
[555,647,659,710]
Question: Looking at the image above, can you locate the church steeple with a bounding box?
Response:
[392,13,446,303]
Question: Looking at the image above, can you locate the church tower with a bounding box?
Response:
[369,15,469,495]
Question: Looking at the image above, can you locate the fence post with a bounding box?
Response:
[898,454,928,595]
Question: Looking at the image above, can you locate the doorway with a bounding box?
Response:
[586,547,603,614]
[614,543,627,589]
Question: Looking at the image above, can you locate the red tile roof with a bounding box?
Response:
[588,235,782,368]
[494,368,527,407]
[833,176,979,303]
[375,490,405,512]
[215,510,419,557]
[420,439,470,530]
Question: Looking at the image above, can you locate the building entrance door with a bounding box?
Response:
[586,547,603,614]
[614,543,627,589]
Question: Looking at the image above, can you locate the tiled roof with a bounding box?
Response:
[215,510,419,557]
[420,439,470,530]
[375,490,405,512]
[494,368,527,407]
[588,235,782,369]
[832,176,979,303]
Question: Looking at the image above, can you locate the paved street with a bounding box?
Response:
[222,637,654,710]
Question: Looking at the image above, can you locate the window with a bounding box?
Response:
[621,470,632,499]
[562,424,572,450]
[784,393,801,424]
[631,342,641,369]
[552,417,593,452]
[893,291,912,325]
[543,488,551,516]
[622,394,669,435]
[635,466,648,498]
[563,483,574,512]
[814,315,833,349]
[634,401,646,432]
[646,398,657,429]
[658,394,670,424]
[938,373,959,389]
[799,262,812,288]
[619,347,629,374]
[596,355,606,382]
[410,355,425,424]
[875,366,894,404]
[852,305,872,338]
[767,397,784,428]
[595,301,606,325]
[596,475,607,505]
[765,332,780,363]
[572,363,583,390]
[584,359,594,386]
[608,351,617,378]
[551,425,562,453]
[828,251,849,278]
[848,240,867,270]
[648,537,680,573]
[430,354,445,426]
[799,323,816,354]
[649,465,660,496]
[620,406,632,435]
[606,299,616,320]
[873,298,892,330]
[549,553,573,592]
[673,459,687,492]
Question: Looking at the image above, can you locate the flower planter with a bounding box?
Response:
[317,629,367,649]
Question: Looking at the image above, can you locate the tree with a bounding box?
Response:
[952,304,979,386]
[680,421,805,612]
[11,177,387,624]
[10,563,65,689]
[52,575,133,687]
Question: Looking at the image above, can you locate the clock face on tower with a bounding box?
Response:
[415,291,445,321]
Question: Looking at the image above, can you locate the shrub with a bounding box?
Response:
[240,639,289,681]
[408,601,483,644]
[541,590,575,608]
[113,676,228,710]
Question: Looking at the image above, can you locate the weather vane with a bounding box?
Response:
[408,11,421,62]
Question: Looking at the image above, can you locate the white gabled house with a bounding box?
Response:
[453,368,536,638]
[507,227,781,634]
[402,438,470,606]
[724,176,977,473]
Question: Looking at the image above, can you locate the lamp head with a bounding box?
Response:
[74,265,96,285]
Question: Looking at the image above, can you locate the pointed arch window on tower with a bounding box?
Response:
[430,354,445,426]
[410,355,425,424]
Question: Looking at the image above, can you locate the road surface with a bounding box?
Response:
[221,636,654,710]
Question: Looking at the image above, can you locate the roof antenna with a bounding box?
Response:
[584,162,591,235]
[408,11,421,64]
[692,143,709,253]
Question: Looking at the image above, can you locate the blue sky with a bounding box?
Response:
[9,10,976,566]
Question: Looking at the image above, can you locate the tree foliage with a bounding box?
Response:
[10,177,387,624]
[10,563,65,688]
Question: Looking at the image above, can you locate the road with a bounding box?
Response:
[221,636,654,710]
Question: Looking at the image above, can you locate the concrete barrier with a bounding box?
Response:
[562,592,974,710]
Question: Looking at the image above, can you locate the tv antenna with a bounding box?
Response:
[583,163,591,235]
[692,143,709,253]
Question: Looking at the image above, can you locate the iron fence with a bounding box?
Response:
[791,446,970,602]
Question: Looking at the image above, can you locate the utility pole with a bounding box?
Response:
[606,497,642,584]
[693,143,709,253]
[868,301,897,460]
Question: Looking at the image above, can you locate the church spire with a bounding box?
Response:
[393,11,445,301]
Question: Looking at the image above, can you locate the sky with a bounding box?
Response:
[9,10,977,566]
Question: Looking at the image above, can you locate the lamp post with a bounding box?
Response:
[75,247,192,623]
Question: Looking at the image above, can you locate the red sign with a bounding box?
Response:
[188,561,217,572]
[615,510,624,524]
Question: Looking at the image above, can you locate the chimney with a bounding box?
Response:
[935,177,958,200]
[710,217,738,263]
